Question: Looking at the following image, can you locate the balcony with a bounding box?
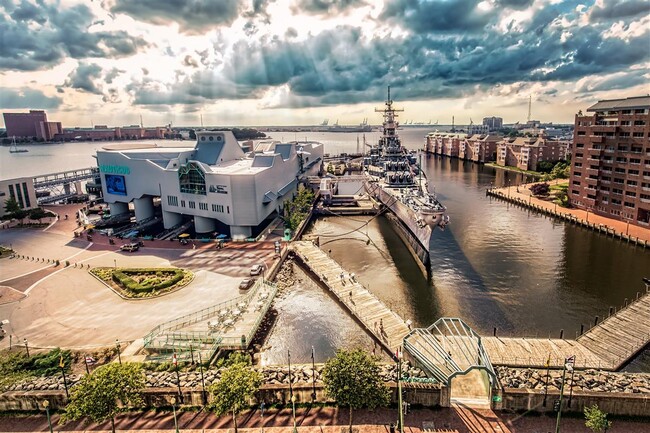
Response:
[585,177,598,185]
[601,179,611,184]
[586,168,599,176]
[583,197,597,207]
[588,136,603,143]
[591,125,617,133]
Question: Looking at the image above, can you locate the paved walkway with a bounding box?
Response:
[490,180,650,243]
[0,406,645,432]
[0,212,281,352]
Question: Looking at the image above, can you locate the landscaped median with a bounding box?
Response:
[90,267,194,299]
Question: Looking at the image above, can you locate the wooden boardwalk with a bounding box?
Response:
[481,337,606,369]
[577,290,650,370]
[291,241,409,355]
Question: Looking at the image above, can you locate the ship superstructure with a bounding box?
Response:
[364,87,448,272]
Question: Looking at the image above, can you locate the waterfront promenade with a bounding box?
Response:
[487,180,650,245]
[1,406,646,433]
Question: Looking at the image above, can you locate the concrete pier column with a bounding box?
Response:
[162,210,183,229]
[133,196,155,222]
[194,216,216,235]
[230,225,252,241]
[109,202,129,216]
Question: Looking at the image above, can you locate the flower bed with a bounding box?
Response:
[91,267,193,298]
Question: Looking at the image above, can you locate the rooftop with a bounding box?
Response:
[587,96,650,112]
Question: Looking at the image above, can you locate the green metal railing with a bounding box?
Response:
[143,279,277,361]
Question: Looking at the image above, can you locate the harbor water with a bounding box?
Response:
[2,130,648,371]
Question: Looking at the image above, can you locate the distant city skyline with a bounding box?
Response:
[1,0,649,128]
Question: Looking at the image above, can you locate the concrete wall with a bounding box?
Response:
[499,388,650,417]
[2,384,648,417]
[0,383,440,411]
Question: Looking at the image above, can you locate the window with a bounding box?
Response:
[633,132,644,138]
[625,191,636,197]
[627,180,637,186]
[624,201,635,208]
[22,182,30,208]
[572,180,581,186]
[15,183,24,208]
[572,189,580,195]
[189,201,196,209]
[210,204,224,212]
[199,203,208,211]
[180,200,186,208]
[167,196,178,206]
[178,162,207,195]
[634,120,646,126]
[227,206,230,214]
[577,131,586,136]
[574,171,582,177]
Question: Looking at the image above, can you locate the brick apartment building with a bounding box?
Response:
[496,136,569,171]
[425,132,500,163]
[3,110,62,141]
[569,96,650,228]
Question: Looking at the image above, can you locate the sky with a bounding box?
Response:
[0,0,649,128]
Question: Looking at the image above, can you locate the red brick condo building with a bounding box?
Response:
[570,96,650,229]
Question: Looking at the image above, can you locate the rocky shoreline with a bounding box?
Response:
[4,362,429,393]
[496,366,650,394]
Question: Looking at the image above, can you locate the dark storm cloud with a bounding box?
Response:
[111,0,242,33]
[105,67,125,84]
[64,63,104,94]
[575,70,649,93]
[0,87,62,109]
[0,1,149,71]
[380,0,497,33]
[294,0,366,14]
[589,0,650,21]
[127,72,263,106]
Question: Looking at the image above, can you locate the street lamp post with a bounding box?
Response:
[291,394,298,433]
[626,218,630,235]
[397,349,404,433]
[43,400,53,433]
[170,397,180,433]
[115,339,121,364]
[585,208,590,223]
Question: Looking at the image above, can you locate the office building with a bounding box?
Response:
[3,110,62,141]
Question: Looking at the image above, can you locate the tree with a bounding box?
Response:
[60,363,145,433]
[584,404,612,432]
[208,359,262,433]
[529,182,550,196]
[283,186,315,231]
[3,197,20,215]
[322,349,390,433]
[29,208,49,223]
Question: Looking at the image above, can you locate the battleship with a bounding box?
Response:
[363,87,449,275]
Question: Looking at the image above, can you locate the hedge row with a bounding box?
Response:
[111,268,185,293]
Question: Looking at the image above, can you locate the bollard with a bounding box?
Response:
[624,298,628,307]
[560,329,564,339]
[637,292,641,300]
[594,315,599,326]
[580,324,584,336]
[493,327,497,337]
[609,307,614,317]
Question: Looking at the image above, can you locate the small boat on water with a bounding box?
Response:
[9,137,28,153]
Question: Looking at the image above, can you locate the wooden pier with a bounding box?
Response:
[577,290,650,370]
[291,241,409,355]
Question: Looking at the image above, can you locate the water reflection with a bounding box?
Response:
[260,265,386,365]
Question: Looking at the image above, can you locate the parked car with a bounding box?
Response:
[120,243,140,252]
[250,264,264,276]
[239,278,255,290]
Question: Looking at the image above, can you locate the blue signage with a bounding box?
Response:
[99,164,131,175]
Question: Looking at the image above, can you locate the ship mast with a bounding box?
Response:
[375,85,404,148]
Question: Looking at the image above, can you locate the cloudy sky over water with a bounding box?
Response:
[1,0,649,127]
